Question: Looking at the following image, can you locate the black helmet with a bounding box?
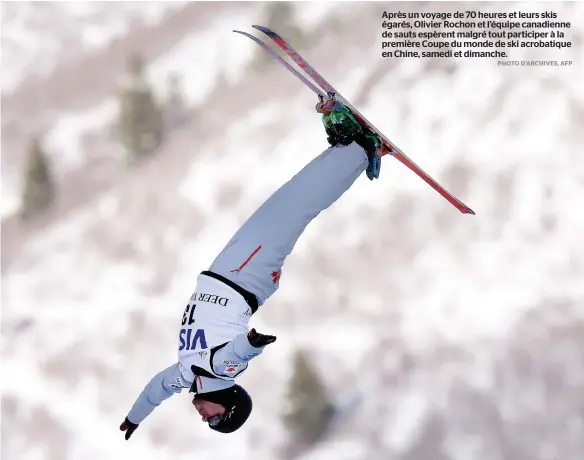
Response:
[196,384,253,433]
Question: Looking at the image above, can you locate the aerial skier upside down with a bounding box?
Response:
[120,97,391,438]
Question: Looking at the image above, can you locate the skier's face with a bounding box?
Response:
[192,396,226,422]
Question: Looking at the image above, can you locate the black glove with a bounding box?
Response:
[247,328,277,348]
[120,417,139,440]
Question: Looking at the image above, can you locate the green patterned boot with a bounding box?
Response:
[318,97,385,180]
[320,100,363,146]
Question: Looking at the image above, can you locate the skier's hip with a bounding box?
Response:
[208,242,282,306]
[200,270,260,314]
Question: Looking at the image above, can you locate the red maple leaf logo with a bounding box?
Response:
[271,270,281,285]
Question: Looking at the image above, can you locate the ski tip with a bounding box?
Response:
[463,207,476,215]
[252,25,276,36]
[233,30,252,38]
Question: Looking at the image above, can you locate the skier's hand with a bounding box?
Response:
[120,417,139,440]
[247,328,277,348]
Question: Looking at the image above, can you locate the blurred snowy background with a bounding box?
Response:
[2,2,584,460]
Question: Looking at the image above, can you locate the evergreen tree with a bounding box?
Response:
[163,73,188,131]
[117,52,163,162]
[282,349,335,447]
[20,137,55,219]
[166,74,184,109]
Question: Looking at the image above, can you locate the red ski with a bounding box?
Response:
[234,26,475,215]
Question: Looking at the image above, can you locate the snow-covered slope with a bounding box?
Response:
[0,1,187,94]
[2,2,584,460]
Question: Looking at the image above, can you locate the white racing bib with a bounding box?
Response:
[178,273,252,381]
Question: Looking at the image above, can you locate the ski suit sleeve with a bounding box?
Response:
[126,363,188,424]
[211,333,266,376]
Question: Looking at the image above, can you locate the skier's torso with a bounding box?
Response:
[178,273,252,382]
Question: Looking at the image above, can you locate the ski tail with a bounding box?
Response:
[392,152,475,214]
[251,25,475,215]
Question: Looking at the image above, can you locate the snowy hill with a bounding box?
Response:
[1,1,187,95]
[2,2,584,460]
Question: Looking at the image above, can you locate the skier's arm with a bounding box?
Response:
[211,329,276,376]
[120,363,187,440]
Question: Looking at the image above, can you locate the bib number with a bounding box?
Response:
[179,303,208,351]
[181,303,197,326]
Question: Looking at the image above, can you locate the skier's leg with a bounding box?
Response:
[209,141,368,305]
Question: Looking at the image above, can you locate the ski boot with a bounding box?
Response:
[316,93,389,180]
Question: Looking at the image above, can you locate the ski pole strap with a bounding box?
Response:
[200,271,259,315]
